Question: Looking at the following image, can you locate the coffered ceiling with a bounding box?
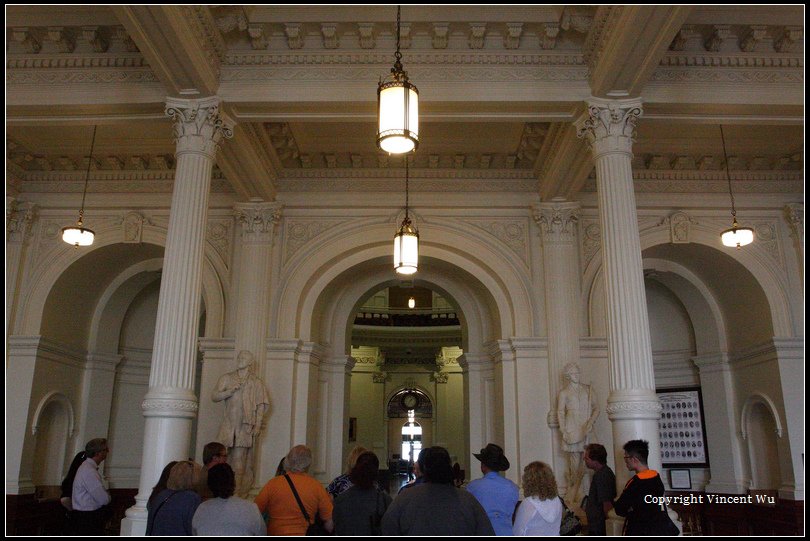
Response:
[6,5,804,201]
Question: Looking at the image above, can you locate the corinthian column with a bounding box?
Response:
[532,199,581,489]
[576,98,661,484]
[121,97,232,535]
[232,199,282,359]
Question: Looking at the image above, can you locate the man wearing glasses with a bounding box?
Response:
[71,438,112,534]
[613,440,678,535]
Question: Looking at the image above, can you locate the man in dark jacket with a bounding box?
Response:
[613,440,678,535]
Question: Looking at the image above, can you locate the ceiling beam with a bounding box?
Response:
[216,122,280,201]
[585,6,692,97]
[535,122,594,201]
[111,5,224,97]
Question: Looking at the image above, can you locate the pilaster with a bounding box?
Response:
[319,354,356,482]
[6,199,36,340]
[577,97,661,485]
[459,353,494,476]
[692,352,746,494]
[122,96,232,536]
[232,199,282,362]
[76,353,122,450]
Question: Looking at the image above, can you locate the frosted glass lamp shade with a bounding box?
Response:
[377,81,419,154]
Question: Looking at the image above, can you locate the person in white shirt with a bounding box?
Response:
[71,438,112,534]
[513,461,563,536]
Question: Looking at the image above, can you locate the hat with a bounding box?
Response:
[473,443,510,472]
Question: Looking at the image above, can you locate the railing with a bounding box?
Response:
[354,307,459,327]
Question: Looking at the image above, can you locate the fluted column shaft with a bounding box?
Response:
[577,98,661,484]
[122,97,232,535]
[533,200,581,487]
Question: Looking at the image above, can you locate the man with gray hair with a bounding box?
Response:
[71,438,112,534]
[254,445,334,535]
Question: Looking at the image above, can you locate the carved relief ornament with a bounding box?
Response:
[533,202,580,243]
[234,201,282,242]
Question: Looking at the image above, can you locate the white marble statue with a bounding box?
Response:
[556,361,598,505]
[212,350,270,497]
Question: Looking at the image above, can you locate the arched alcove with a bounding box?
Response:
[31,396,72,488]
[741,393,784,490]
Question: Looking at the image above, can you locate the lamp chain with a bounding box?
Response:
[392,5,403,76]
[405,155,409,221]
[719,125,737,220]
[79,125,98,226]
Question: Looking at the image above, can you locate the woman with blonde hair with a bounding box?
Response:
[513,461,562,536]
[326,445,369,499]
[146,460,202,535]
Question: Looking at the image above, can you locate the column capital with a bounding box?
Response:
[234,199,282,242]
[165,96,234,158]
[6,199,36,244]
[576,97,643,154]
[532,200,580,243]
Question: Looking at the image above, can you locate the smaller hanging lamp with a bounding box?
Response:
[718,125,754,248]
[394,156,419,274]
[377,5,419,154]
[62,125,98,247]
[408,297,416,309]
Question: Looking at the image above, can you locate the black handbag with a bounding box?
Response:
[284,474,330,536]
[559,497,583,536]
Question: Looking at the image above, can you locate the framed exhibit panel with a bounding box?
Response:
[657,387,709,468]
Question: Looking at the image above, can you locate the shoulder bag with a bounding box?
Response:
[283,474,329,536]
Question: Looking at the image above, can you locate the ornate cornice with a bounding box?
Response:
[659,52,803,68]
[223,50,587,67]
[222,63,588,84]
[581,175,803,194]
[650,66,803,84]
[275,177,537,193]
[7,53,148,69]
[6,67,159,85]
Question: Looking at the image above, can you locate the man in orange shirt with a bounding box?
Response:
[255,445,333,535]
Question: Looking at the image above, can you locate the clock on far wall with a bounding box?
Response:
[401,391,419,409]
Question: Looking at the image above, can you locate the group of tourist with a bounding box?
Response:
[60,435,677,536]
[59,352,677,536]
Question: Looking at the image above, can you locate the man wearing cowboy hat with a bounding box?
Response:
[466,443,519,535]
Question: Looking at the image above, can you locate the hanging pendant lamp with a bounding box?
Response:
[377,5,419,154]
[394,156,419,274]
[718,125,754,248]
[62,125,97,247]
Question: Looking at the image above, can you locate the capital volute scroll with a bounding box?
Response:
[165,96,234,158]
[576,97,643,154]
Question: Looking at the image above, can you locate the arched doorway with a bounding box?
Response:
[348,284,464,476]
[271,219,544,486]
